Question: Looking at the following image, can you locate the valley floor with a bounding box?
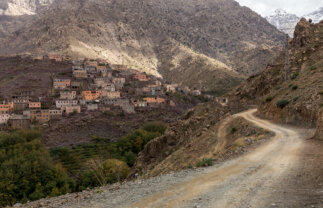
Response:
[16,110,323,208]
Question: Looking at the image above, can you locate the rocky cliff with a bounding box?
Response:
[233,18,323,136]
[0,0,285,91]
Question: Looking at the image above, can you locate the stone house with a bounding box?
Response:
[192,90,201,96]
[71,82,82,90]
[101,70,113,78]
[215,97,229,106]
[85,60,98,67]
[133,73,149,81]
[103,98,129,106]
[143,97,166,105]
[103,84,116,92]
[165,84,177,93]
[8,115,30,129]
[29,102,41,109]
[0,114,11,124]
[85,65,97,72]
[112,77,126,89]
[94,78,110,88]
[87,104,98,111]
[132,100,148,107]
[56,100,78,108]
[73,69,88,78]
[82,91,101,101]
[72,66,84,71]
[100,91,121,99]
[0,104,10,114]
[48,54,63,62]
[60,91,77,100]
[111,64,128,71]
[28,109,62,123]
[53,79,71,89]
[62,106,81,114]
[96,65,107,72]
[120,103,135,114]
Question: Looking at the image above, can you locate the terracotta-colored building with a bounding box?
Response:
[48,54,63,62]
[143,97,166,104]
[82,91,101,101]
[53,79,71,89]
[29,102,41,109]
[133,73,149,81]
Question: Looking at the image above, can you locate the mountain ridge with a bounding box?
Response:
[0,0,285,91]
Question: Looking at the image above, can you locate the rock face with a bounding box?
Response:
[266,8,323,37]
[0,0,285,91]
[232,19,323,129]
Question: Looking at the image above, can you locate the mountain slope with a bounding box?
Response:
[0,0,285,91]
[233,18,323,137]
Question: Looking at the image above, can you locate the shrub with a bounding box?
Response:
[319,91,323,95]
[265,96,273,102]
[293,96,300,102]
[276,100,289,109]
[233,138,245,147]
[292,85,298,90]
[310,65,317,70]
[187,163,193,169]
[291,72,299,80]
[231,126,238,134]
[274,86,281,90]
[142,122,167,134]
[196,158,213,167]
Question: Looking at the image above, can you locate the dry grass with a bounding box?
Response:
[233,138,245,147]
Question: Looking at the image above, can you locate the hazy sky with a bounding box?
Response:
[235,0,323,17]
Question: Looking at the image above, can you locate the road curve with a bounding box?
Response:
[22,109,318,208]
[126,109,314,208]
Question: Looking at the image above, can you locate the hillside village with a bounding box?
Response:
[0,54,204,130]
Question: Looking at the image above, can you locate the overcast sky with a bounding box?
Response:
[235,0,323,17]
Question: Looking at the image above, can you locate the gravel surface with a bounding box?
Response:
[15,110,323,208]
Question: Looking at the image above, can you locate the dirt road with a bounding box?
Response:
[17,109,323,208]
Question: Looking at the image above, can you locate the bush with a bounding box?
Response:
[142,122,167,134]
[292,85,298,90]
[265,96,273,102]
[319,91,323,95]
[231,126,238,134]
[310,65,317,70]
[291,72,299,80]
[274,86,281,90]
[293,96,300,102]
[196,158,213,167]
[276,100,289,109]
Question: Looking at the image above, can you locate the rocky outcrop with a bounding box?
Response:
[0,0,54,16]
[231,19,323,129]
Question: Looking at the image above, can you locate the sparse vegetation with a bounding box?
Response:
[265,96,273,102]
[233,138,245,147]
[276,100,289,109]
[291,72,299,80]
[292,85,298,90]
[293,96,300,102]
[196,158,213,167]
[231,126,238,134]
[274,86,281,90]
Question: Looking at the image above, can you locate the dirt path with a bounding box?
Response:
[17,109,323,208]
[126,109,317,208]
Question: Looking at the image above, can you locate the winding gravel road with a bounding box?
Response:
[18,109,322,208]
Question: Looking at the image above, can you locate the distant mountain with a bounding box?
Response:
[266,9,300,37]
[0,0,54,16]
[0,0,286,92]
[305,7,323,23]
[266,8,323,37]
